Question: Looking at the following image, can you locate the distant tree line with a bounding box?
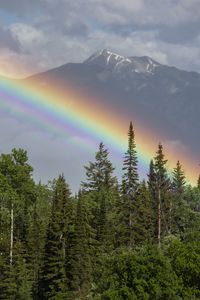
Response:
[1,122,200,299]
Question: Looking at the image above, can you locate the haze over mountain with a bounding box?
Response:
[25,49,200,162]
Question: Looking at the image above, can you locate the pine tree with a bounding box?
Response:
[154,143,171,246]
[131,181,155,245]
[172,161,186,195]
[81,143,118,253]
[148,159,157,200]
[81,142,116,192]
[94,187,117,252]
[0,240,32,300]
[121,121,139,195]
[115,122,139,248]
[27,183,51,300]
[69,195,94,298]
[170,161,187,235]
[147,160,158,241]
[39,175,71,299]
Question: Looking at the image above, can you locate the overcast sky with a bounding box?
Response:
[1,0,200,78]
[0,1,200,191]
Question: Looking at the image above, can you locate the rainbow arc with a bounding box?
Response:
[0,77,198,185]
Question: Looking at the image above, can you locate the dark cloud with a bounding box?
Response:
[0,0,45,16]
[1,0,200,75]
[158,23,200,44]
[63,23,89,37]
[0,25,20,52]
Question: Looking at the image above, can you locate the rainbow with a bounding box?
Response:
[0,76,198,185]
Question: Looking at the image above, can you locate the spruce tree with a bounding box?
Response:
[148,159,157,200]
[27,183,51,300]
[171,161,188,235]
[147,160,157,237]
[172,161,186,195]
[131,181,155,245]
[154,143,171,246]
[39,175,71,299]
[81,142,116,192]
[1,240,32,300]
[121,121,139,195]
[81,143,117,253]
[69,195,94,298]
[116,122,139,248]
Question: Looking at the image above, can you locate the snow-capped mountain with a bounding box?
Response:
[85,49,160,75]
[25,49,200,163]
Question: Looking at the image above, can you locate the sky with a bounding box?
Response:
[1,0,200,78]
[0,0,200,191]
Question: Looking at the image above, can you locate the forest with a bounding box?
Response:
[1,121,200,300]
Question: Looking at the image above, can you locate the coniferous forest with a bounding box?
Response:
[1,122,200,300]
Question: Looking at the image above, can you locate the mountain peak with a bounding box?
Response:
[84,49,160,74]
[84,49,128,66]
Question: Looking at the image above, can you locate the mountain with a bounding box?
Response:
[25,49,200,162]
[85,49,161,74]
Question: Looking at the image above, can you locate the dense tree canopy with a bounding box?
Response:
[0,124,200,299]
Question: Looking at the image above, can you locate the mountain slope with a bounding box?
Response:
[24,49,200,163]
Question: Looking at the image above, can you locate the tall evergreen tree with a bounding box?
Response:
[81,142,116,192]
[121,121,139,195]
[39,175,71,299]
[148,159,157,200]
[131,181,155,245]
[81,143,118,253]
[171,161,188,235]
[0,240,32,300]
[27,183,51,300]
[69,195,94,298]
[116,122,139,248]
[154,143,171,246]
[172,161,186,195]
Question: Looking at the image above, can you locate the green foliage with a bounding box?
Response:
[0,148,36,244]
[69,194,94,298]
[172,160,186,195]
[116,122,139,249]
[94,247,180,300]
[1,240,32,300]
[147,159,157,200]
[0,134,200,300]
[184,185,200,211]
[122,121,138,195]
[168,239,200,298]
[153,143,172,239]
[27,183,51,299]
[81,142,116,192]
[39,175,71,299]
[131,182,155,245]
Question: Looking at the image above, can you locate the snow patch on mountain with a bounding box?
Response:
[84,49,160,75]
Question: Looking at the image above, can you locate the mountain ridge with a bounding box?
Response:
[21,49,200,167]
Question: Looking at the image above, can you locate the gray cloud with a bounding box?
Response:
[0,0,45,16]
[0,0,200,77]
[0,25,20,52]
[0,115,95,192]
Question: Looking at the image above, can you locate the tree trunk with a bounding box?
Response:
[129,197,132,249]
[158,188,161,248]
[10,203,14,266]
[169,197,172,235]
